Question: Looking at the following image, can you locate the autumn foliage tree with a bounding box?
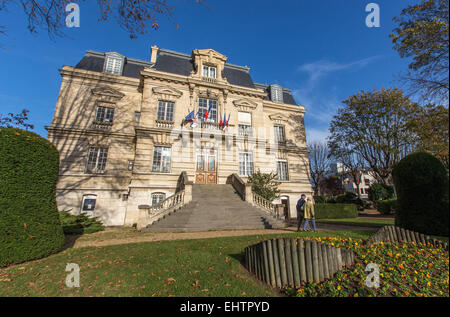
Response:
[328,88,420,186]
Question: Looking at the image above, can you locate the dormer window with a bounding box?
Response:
[104,52,125,75]
[270,84,283,103]
[202,65,217,79]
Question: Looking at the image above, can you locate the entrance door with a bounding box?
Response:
[195,149,217,184]
[280,196,290,221]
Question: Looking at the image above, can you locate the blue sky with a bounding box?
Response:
[0,0,415,142]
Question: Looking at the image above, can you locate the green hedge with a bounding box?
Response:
[313,196,326,203]
[392,152,449,236]
[377,199,397,215]
[60,210,104,235]
[315,203,358,219]
[0,128,64,267]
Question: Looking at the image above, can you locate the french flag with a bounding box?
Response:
[204,103,212,121]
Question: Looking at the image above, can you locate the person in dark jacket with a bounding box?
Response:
[296,194,307,232]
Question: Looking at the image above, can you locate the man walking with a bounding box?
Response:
[296,194,306,232]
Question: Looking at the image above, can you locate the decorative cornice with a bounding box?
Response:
[232,98,258,111]
[268,113,289,123]
[91,86,125,100]
[152,85,183,99]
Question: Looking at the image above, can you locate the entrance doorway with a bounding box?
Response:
[280,196,290,221]
[195,148,217,184]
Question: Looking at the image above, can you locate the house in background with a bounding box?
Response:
[46,46,313,226]
[329,163,376,200]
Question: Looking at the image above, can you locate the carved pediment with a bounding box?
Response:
[91,86,125,100]
[193,49,228,63]
[269,113,289,123]
[232,98,258,111]
[152,85,183,100]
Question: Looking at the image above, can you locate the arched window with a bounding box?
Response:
[151,192,166,206]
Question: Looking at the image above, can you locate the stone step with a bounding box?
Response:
[143,184,286,232]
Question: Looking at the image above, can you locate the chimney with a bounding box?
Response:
[150,45,159,64]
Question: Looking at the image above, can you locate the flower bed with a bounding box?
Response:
[285,237,449,297]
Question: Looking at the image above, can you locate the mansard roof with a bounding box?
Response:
[74,49,298,105]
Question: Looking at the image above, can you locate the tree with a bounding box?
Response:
[329,88,420,185]
[328,142,366,199]
[408,104,449,170]
[390,0,449,105]
[0,0,204,42]
[308,141,331,195]
[247,170,280,202]
[319,175,345,197]
[0,109,34,130]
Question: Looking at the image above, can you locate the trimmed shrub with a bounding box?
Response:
[368,183,394,202]
[59,211,105,235]
[377,199,397,215]
[313,196,326,203]
[315,203,358,219]
[392,152,449,236]
[0,128,64,267]
[335,192,358,204]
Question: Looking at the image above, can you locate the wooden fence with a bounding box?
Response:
[244,238,356,289]
[367,225,448,251]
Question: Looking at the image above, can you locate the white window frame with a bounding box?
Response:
[95,105,115,123]
[152,146,172,173]
[151,192,166,206]
[86,147,108,173]
[239,152,254,177]
[198,98,217,122]
[277,160,289,181]
[238,124,253,136]
[157,101,174,121]
[104,52,125,75]
[270,84,283,103]
[202,65,217,78]
[274,125,286,142]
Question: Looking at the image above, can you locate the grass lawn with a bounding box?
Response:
[0,230,373,297]
[317,218,395,228]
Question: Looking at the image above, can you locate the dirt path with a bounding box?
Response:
[66,224,376,249]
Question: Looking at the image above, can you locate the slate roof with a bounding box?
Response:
[73,49,298,105]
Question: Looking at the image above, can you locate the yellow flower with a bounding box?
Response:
[337,286,341,291]
[354,293,359,297]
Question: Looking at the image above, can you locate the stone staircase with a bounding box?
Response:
[142,184,287,232]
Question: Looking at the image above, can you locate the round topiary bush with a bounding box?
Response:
[0,128,64,267]
[392,152,449,236]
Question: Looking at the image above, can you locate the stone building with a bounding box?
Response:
[46,46,313,227]
[329,163,376,200]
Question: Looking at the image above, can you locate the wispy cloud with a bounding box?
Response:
[292,55,383,144]
[298,55,383,86]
